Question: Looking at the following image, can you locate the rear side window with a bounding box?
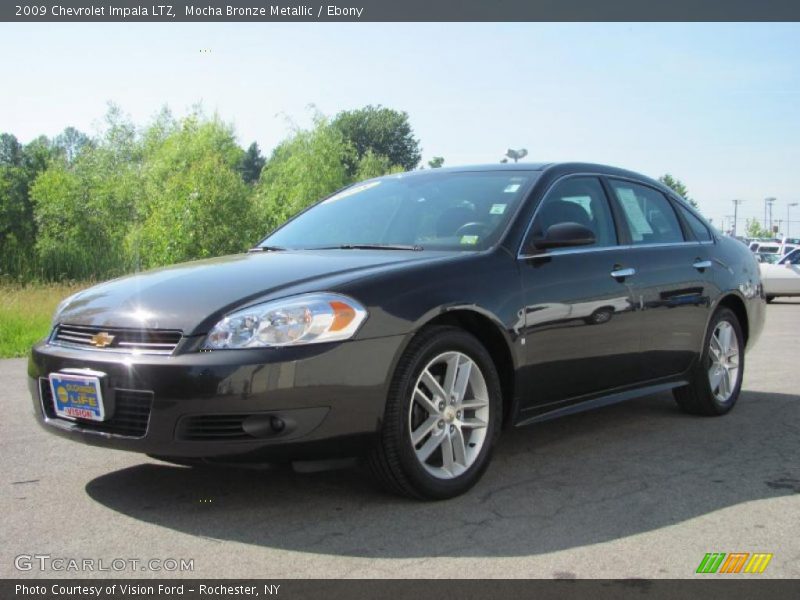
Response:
[608,180,684,244]
[676,204,712,242]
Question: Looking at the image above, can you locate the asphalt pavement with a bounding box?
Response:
[1,301,798,579]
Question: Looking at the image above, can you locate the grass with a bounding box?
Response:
[0,282,89,358]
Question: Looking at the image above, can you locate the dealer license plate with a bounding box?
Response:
[48,371,105,421]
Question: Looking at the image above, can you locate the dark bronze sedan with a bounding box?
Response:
[28,163,765,499]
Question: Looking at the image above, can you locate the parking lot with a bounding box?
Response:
[1,301,798,579]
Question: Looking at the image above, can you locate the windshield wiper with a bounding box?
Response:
[320,244,424,251]
[248,245,287,252]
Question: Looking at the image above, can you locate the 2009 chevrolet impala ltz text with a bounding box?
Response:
[28,163,765,499]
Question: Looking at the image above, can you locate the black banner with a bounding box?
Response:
[4,580,800,600]
[3,0,800,22]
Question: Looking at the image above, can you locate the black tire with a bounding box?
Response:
[766,295,775,304]
[673,307,745,416]
[367,326,502,500]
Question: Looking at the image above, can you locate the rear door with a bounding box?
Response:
[517,176,641,412]
[605,178,716,381]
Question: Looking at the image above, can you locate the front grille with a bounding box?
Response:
[177,414,250,441]
[40,379,153,438]
[52,324,182,355]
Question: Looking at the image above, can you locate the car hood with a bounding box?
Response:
[56,250,454,335]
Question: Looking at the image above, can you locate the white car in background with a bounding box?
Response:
[760,248,800,302]
[749,239,798,257]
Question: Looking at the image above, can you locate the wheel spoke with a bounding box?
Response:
[451,428,467,467]
[411,415,440,446]
[718,323,732,353]
[708,366,723,392]
[459,397,488,410]
[420,369,447,402]
[413,387,439,415]
[461,417,487,429]
[719,369,730,399]
[440,433,455,472]
[709,337,722,362]
[442,354,460,397]
[453,358,473,403]
[416,430,445,462]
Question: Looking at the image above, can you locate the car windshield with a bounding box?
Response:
[261,171,538,251]
[780,248,800,264]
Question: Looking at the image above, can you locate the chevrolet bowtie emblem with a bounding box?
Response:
[90,332,115,348]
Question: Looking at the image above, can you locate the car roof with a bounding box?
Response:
[388,162,679,202]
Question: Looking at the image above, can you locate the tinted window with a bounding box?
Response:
[609,180,684,244]
[676,204,712,242]
[527,177,617,248]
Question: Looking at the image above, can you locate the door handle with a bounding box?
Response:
[610,267,636,279]
[692,260,712,270]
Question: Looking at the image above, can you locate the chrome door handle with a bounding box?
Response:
[692,260,712,270]
[610,267,636,279]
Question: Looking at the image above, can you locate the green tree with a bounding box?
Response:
[658,173,698,208]
[238,142,266,185]
[745,218,771,239]
[0,133,23,166]
[0,133,61,277]
[53,127,91,164]
[331,105,420,174]
[134,114,254,267]
[427,156,445,169]
[255,116,353,233]
[355,149,403,181]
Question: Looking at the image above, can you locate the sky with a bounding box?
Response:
[2,22,799,234]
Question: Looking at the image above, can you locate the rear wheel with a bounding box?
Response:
[367,326,502,499]
[673,307,744,416]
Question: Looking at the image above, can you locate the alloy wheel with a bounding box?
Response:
[407,351,490,479]
[707,320,740,403]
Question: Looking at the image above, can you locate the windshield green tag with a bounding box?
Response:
[460,235,479,245]
[490,203,507,215]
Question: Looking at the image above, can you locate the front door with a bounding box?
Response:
[517,176,641,413]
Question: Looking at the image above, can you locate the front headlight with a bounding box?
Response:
[203,293,368,349]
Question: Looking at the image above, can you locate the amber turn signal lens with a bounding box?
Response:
[329,301,356,331]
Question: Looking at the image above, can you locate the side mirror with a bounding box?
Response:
[532,222,596,250]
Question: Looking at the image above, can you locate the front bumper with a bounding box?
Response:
[28,334,405,461]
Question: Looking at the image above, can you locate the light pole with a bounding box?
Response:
[731,199,743,237]
[789,203,799,238]
[765,197,776,234]
[724,215,735,235]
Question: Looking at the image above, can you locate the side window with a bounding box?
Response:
[527,177,617,248]
[608,180,685,244]
[676,203,712,242]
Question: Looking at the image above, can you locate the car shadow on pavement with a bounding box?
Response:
[85,390,800,558]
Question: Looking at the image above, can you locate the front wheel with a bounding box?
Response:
[673,307,744,416]
[367,326,502,499]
